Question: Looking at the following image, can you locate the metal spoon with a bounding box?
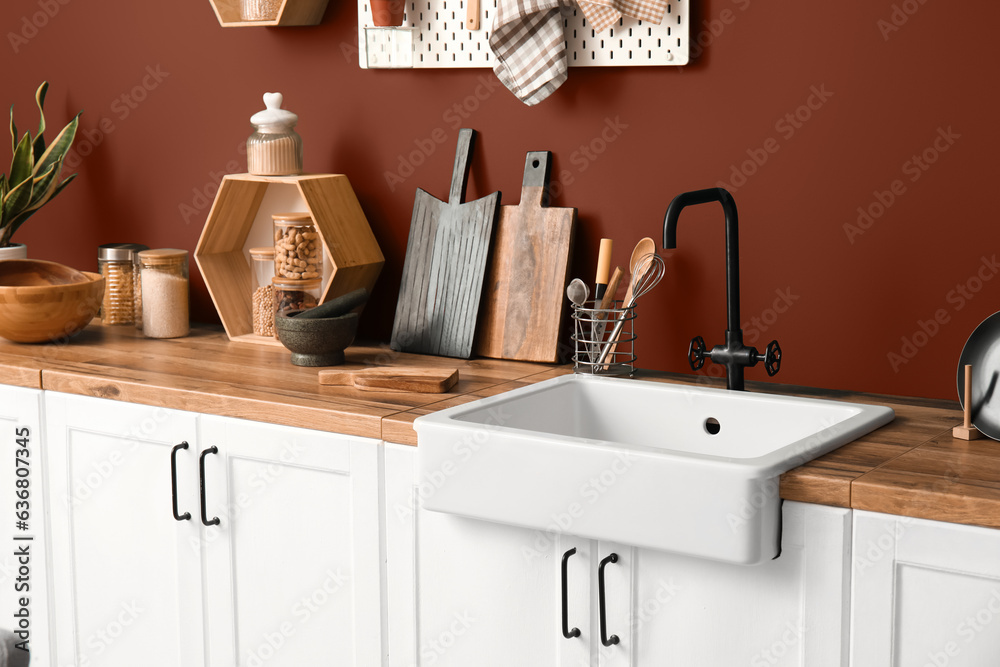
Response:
[566,278,589,307]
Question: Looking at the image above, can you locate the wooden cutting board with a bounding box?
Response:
[391,129,501,359]
[475,151,577,362]
[318,368,459,393]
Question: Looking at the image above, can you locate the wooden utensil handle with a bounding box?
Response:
[467,0,480,30]
[450,128,476,204]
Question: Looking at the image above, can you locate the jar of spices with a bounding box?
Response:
[240,0,280,21]
[97,243,148,326]
[273,277,320,331]
[273,213,322,280]
[247,93,303,176]
[250,247,276,337]
[138,249,190,339]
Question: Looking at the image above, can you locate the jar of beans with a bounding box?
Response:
[273,277,320,330]
[250,247,276,337]
[273,213,322,280]
[97,243,148,326]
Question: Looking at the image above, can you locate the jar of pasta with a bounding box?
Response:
[97,243,148,326]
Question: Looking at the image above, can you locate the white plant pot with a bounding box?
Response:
[0,243,27,260]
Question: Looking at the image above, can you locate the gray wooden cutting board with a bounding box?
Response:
[390,129,501,358]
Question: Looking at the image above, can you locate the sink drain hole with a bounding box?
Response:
[704,418,721,435]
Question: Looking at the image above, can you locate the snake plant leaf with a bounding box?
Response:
[9,132,34,189]
[7,171,75,241]
[32,111,78,180]
[0,174,6,200]
[32,81,48,162]
[2,177,33,226]
[9,105,16,155]
[25,161,59,211]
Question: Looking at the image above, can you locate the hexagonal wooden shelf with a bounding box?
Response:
[195,173,384,346]
[209,0,330,27]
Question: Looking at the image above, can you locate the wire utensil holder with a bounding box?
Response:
[572,300,636,376]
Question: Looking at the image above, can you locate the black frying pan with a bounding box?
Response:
[957,311,1000,440]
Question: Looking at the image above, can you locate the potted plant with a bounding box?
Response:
[1,81,80,259]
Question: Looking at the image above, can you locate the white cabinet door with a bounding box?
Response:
[199,415,384,667]
[607,502,852,667]
[851,510,1000,667]
[45,393,204,667]
[384,442,590,667]
[0,386,48,665]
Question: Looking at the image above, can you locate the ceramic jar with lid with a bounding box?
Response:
[137,249,189,339]
[97,243,148,325]
[247,93,303,176]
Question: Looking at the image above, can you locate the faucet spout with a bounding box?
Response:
[661,188,781,390]
[662,187,740,331]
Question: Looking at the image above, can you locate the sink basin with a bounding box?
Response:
[415,374,894,565]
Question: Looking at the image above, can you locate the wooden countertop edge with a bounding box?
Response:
[43,368,390,440]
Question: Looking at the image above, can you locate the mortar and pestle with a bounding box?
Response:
[275,288,369,367]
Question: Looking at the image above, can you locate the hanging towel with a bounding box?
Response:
[490,0,569,106]
[576,0,669,34]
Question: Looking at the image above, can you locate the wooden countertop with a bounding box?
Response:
[1,322,994,531]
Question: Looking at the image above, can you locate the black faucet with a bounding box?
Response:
[662,187,781,391]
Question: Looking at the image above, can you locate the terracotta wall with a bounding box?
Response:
[1,0,995,400]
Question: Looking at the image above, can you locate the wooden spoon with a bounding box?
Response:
[602,238,656,365]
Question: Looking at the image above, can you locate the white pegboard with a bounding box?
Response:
[360,0,688,68]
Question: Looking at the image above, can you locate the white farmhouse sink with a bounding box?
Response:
[415,374,894,565]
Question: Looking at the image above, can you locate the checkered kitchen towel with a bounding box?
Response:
[490,0,569,106]
[578,0,669,34]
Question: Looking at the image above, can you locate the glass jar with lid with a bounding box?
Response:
[247,93,303,176]
[97,243,148,326]
[241,0,280,21]
[250,247,276,337]
[273,213,322,280]
[138,249,190,339]
[272,277,320,331]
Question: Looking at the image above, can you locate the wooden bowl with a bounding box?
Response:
[0,260,105,343]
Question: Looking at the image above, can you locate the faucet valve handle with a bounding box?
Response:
[761,340,782,376]
[687,336,707,371]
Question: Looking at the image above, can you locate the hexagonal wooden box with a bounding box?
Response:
[195,174,384,346]
[209,0,330,27]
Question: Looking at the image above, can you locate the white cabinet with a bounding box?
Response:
[619,502,851,667]
[851,510,1000,667]
[0,385,48,665]
[386,443,852,667]
[45,393,205,667]
[43,393,384,667]
[199,415,384,667]
[385,442,593,666]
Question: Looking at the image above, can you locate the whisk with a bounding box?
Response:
[596,252,666,367]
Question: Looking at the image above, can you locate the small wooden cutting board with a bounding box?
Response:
[318,368,459,393]
[475,151,576,363]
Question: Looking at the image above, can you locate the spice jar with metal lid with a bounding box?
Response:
[98,243,148,326]
[273,213,322,280]
[272,277,320,334]
[250,247,276,337]
[247,93,303,176]
[138,249,190,339]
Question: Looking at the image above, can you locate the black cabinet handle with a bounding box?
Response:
[598,553,620,647]
[199,446,221,526]
[561,548,581,639]
[170,442,191,521]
